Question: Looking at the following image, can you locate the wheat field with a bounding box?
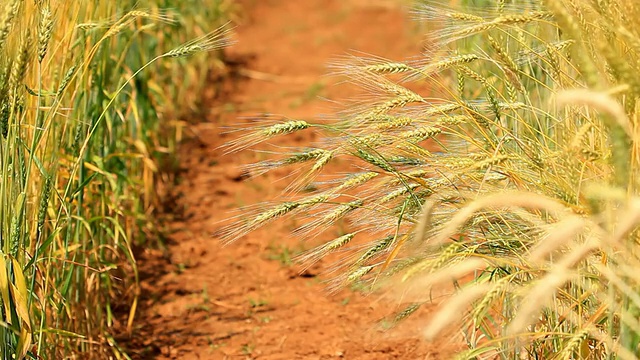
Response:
[0,1,232,358]
[223,0,640,358]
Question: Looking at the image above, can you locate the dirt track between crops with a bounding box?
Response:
[124,1,463,359]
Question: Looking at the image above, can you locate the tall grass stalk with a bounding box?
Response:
[226,0,640,358]
[0,1,231,358]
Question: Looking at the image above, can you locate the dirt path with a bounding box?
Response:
[126,1,460,359]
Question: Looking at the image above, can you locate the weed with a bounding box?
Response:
[208,337,226,351]
[248,297,269,308]
[290,81,326,108]
[241,343,255,355]
[266,243,307,266]
[176,263,187,274]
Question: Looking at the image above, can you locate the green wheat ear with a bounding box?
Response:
[165,24,236,57]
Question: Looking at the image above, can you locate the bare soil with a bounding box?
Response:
[124,1,462,359]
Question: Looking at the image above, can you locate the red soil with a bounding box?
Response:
[125,1,463,359]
